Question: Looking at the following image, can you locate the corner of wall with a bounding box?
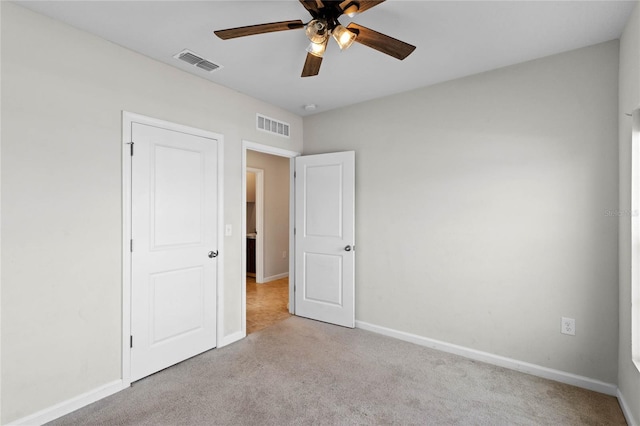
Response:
[619,2,640,425]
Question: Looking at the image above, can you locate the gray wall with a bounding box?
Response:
[247,150,290,280]
[304,41,620,384]
[0,3,302,423]
[618,2,640,424]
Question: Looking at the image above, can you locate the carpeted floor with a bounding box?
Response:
[49,316,626,425]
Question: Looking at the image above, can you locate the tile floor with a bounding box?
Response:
[246,276,291,334]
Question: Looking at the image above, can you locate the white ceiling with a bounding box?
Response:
[15,1,636,116]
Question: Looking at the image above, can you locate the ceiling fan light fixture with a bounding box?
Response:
[306,41,327,58]
[305,19,329,44]
[332,25,357,50]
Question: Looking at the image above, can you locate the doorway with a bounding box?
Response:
[245,151,290,333]
[246,168,263,280]
[242,141,299,336]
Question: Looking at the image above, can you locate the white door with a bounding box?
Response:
[294,151,355,328]
[131,122,219,381]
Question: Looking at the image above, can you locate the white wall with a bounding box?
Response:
[247,150,290,279]
[618,2,640,424]
[304,41,620,384]
[0,3,302,423]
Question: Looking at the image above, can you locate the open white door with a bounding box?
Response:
[294,151,355,328]
[130,122,219,381]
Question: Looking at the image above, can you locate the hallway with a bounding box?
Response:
[246,277,291,334]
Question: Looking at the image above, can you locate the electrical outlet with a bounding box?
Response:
[561,317,576,336]
[282,251,287,259]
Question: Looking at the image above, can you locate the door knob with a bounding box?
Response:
[208,250,218,258]
[344,245,352,252]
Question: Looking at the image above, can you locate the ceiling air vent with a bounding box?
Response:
[257,114,290,138]
[173,49,222,73]
[196,60,219,72]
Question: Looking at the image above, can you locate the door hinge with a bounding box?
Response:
[130,239,133,252]
[294,171,296,178]
[126,141,134,156]
[130,335,133,348]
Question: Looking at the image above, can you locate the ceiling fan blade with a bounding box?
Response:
[346,22,415,60]
[302,52,323,77]
[214,20,305,40]
[339,0,386,15]
[299,0,322,18]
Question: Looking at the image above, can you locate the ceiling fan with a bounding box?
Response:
[214,0,416,77]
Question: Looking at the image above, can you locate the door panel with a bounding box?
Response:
[152,145,204,247]
[131,122,218,381]
[295,151,355,328]
[304,253,343,305]
[305,164,343,237]
[151,267,204,344]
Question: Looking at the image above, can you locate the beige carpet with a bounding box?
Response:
[49,317,626,425]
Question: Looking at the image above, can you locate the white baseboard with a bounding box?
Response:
[218,330,244,348]
[355,320,618,396]
[8,379,127,426]
[10,331,246,425]
[9,323,626,426]
[259,272,288,283]
[618,388,639,426]
[10,330,246,425]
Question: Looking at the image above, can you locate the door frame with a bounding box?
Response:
[122,111,224,385]
[241,140,300,337]
[246,167,264,282]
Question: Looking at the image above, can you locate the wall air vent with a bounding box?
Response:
[173,49,222,73]
[256,114,290,138]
